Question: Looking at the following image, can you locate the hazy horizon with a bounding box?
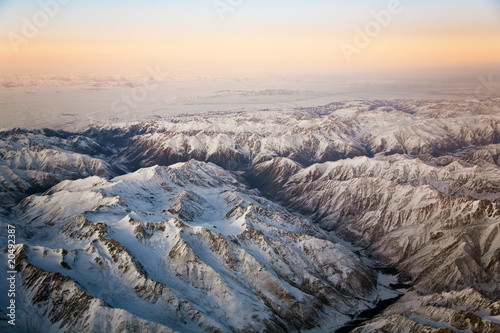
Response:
[1,0,500,131]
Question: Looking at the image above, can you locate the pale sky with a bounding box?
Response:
[1,0,499,78]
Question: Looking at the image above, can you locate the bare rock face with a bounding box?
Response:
[353,289,500,333]
[354,314,455,333]
[168,190,208,221]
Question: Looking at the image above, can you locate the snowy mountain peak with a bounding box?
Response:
[2,99,500,332]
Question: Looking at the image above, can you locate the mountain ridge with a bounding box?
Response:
[2,98,500,332]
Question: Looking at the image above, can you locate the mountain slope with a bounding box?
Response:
[246,155,500,298]
[1,98,500,332]
[0,129,121,213]
[7,161,383,332]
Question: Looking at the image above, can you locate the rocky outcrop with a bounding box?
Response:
[353,289,500,332]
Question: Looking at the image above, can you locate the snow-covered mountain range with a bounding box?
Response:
[1,98,500,332]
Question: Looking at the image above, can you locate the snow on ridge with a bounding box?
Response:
[8,158,384,332]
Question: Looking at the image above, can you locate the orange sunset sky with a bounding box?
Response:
[1,0,499,78]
